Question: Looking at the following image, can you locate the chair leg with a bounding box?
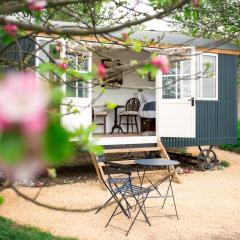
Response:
[105,204,119,228]
[161,174,179,219]
[118,116,122,133]
[135,116,139,133]
[104,116,106,134]
[126,192,151,236]
[169,177,179,219]
[130,116,134,133]
[127,116,129,133]
[161,177,172,209]
[95,195,114,214]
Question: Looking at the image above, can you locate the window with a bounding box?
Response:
[66,52,89,98]
[196,53,218,100]
[162,60,191,99]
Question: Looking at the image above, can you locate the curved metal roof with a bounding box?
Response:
[110,30,239,52]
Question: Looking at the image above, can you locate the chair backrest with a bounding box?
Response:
[125,98,140,112]
[104,161,132,192]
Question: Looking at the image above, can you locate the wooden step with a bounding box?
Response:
[111,159,168,165]
[104,146,162,154]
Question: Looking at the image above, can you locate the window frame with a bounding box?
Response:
[65,51,90,98]
[196,53,218,101]
[162,60,192,100]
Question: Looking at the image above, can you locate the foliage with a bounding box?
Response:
[174,0,240,44]
[220,120,240,153]
[0,216,76,240]
[45,2,103,23]
[220,160,230,168]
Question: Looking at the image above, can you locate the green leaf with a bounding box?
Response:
[184,8,191,18]
[136,63,156,78]
[131,40,142,53]
[0,132,26,165]
[130,60,138,66]
[0,29,15,45]
[38,63,57,73]
[0,195,4,206]
[106,102,117,110]
[38,63,65,77]
[47,168,57,178]
[192,10,199,21]
[42,121,73,166]
[67,69,92,82]
[88,144,104,156]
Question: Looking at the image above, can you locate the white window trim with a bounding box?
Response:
[162,60,192,99]
[196,52,218,101]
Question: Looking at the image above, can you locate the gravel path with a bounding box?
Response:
[0,147,240,240]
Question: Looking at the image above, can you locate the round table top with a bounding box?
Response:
[135,158,180,166]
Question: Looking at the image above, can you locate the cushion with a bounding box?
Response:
[142,92,155,102]
[94,111,108,116]
[120,111,138,116]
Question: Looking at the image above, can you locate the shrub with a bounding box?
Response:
[220,120,240,153]
[220,160,230,168]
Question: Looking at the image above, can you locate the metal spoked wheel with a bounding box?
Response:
[197,149,218,171]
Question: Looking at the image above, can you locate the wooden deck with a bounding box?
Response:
[93,132,156,138]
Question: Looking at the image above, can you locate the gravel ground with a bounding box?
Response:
[0,147,240,240]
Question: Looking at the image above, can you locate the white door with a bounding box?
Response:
[61,48,92,132]
[156,47,196,138]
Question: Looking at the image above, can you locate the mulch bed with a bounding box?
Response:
[0,152,200,188]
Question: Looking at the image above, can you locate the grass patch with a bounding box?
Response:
[0,216,76,240]
[220,120,240,153]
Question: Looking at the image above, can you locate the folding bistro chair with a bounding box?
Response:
[102,161,153,236]
[95,155,130,214]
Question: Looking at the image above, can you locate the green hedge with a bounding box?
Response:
[0,216,76,240]
[220,120,240,153]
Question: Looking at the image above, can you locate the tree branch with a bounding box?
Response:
[0,0,190,37]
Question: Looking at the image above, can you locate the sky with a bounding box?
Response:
[129,0,176,31]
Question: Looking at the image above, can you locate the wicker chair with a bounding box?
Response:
[119,98,140,133]
[92,108,108,134]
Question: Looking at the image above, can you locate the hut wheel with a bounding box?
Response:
[197,149,218,171]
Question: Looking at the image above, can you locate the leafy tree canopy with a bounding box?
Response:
[174,0,240,45]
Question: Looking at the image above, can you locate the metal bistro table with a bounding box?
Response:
[110,104,125,134]
[135,158,180,219]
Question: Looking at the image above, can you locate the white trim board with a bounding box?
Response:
[92,136,158,146]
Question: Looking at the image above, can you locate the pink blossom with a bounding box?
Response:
[27,0,47,11]
[192,0,200,7]
[121,32,129,41]
[58,63,68,71]
[0,72,49,134]
[55,41,62,52]
[0,117,10,131]
[3,24,18,37]
[97,64,107,78]
[21,112,47,135]
[151,55,169,74]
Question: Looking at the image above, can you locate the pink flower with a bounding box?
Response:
[192,0,200,7]
[27,0,47,11]
[21,112,47,135]
[121,32,129,41]
[58,63,68,71]
[151,55,169,74]
[3,24,18,37]
[97,64,107,78]
[0,117,10,131]
[0,72,49,134]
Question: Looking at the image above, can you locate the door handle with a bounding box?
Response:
[188,97,195,107]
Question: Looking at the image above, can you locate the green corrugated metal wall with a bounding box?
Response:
[162,54,238,148]
[0,37,35,72]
